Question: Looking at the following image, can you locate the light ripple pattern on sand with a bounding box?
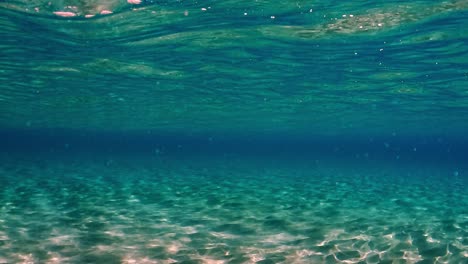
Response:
[0,156,466,263]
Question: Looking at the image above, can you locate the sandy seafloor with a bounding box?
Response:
[0,153,466,264]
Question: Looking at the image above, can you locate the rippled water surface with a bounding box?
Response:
[1,0,467,133]
[1,0,468,263]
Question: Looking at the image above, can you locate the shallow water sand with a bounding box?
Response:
[0,156,466,263]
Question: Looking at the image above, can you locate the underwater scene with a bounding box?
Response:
[1,0,467,263]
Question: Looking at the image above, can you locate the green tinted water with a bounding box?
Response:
[0,1,467,263]
[1,0,467,134]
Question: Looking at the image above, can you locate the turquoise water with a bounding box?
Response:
[1,0,467,133]
[1,0,468,263]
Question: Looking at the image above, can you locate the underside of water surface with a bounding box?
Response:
[1,0,467,134]
[1,0,468,263]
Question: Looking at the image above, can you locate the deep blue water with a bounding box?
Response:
[2,129,468,165]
